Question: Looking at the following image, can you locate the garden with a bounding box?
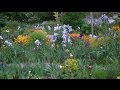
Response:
[0,12,120,79]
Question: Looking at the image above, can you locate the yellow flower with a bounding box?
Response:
[60,65,63,69]
[15,35,30,45]
[45,35,50,45]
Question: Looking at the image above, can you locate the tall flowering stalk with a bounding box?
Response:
[53,12,60,23]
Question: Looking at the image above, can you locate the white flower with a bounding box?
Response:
[5,40,9,44]
[5,30,10,32]
[70,53,73,57]
[28,71,31,74]
[68,26,72,32]
[78,27,80,29]
[62,44,66,47]
[54,33,59,36]
[18,26,21,30]
[60,65,63,69]
[54,26,59,31]
[89,34,97,39]
[8,42,13,46]
[48,26,51,30]
[100,47,103,49]
[34,39,41,47]
[108,18,115,24]
[89,34,93,38]
[93,35,97,38]
[0,36,3,39]
[51,43,55,48]
[58,26,62,30]
[4,40,13,46]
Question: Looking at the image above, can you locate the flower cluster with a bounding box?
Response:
[32,24,45,30]
[4,40,13,46]
[112,26,120,31]
[81,35,90,43]
[45,35,50,45]
[34,39,41,47]
[85,14,115,25]
[68,33,80,39]
[15,35,30,45]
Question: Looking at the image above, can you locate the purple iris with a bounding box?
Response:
[79,33,84,39]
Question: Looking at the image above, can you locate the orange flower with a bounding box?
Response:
[15,35,30,45]
[112,26,120,31]
[68,33,80,39]
[81,35,90,43]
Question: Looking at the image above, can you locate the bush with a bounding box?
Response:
[29,31,47,43]
[63,12,86,29]
[80,23,91,35]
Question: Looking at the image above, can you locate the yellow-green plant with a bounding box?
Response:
[53,12,60,23]
[60,59,79,78]
[29,31,47,43]
[90,36,110,47]
[61,59,79,73]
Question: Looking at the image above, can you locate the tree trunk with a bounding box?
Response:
[60,12,66,23]
[90,12,94,36]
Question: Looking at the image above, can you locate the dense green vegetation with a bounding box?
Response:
[0,12,120,79]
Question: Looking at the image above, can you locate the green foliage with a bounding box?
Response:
[0,12,120,79]
[63,12,86,29]
[0,12,54,28]
[92,65,108,79]
[81,23,91,35]
[92,59,120,79]
[29,31,47,43]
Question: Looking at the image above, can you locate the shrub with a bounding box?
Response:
[60,59,79,78]
[29,31,47,43]
[63,12,86,29]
